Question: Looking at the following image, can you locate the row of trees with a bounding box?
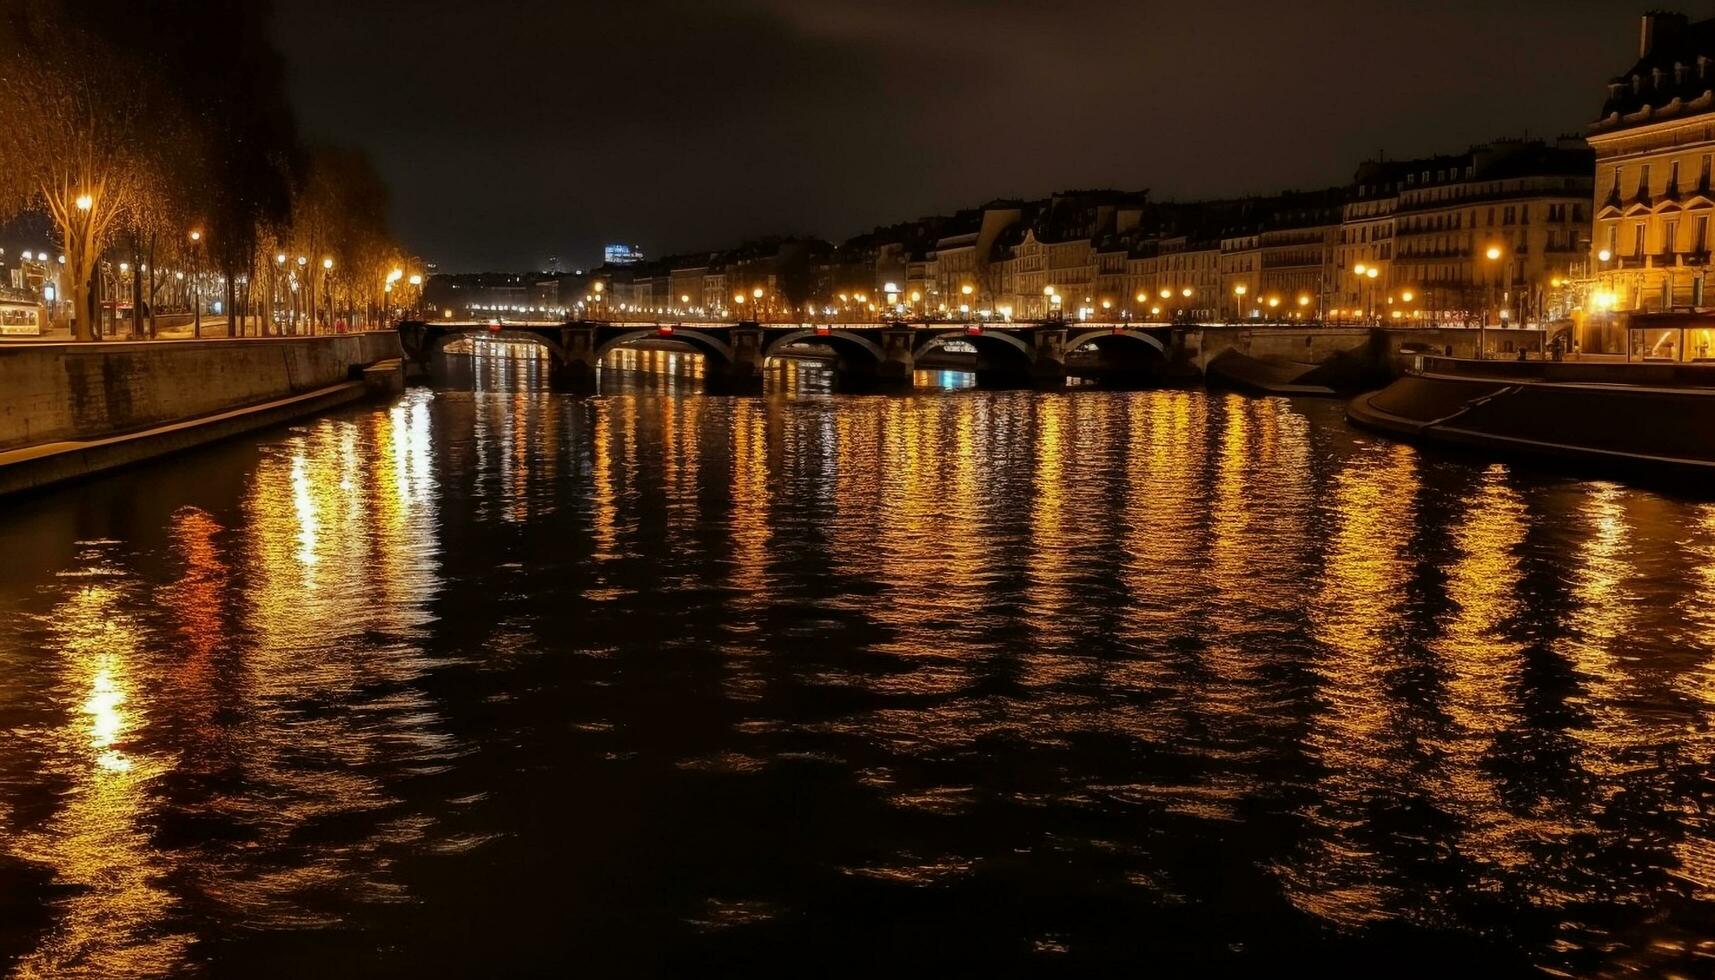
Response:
[0,1,416,340]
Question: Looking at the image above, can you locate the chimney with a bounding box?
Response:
[1641,11,1691,59]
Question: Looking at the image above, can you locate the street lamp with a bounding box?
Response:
[1480,246,1505,358]
[1233,283,1247,321]
[1354,265,1379,325]
[321,257,335,332]
[188,229,205,337]
[1352,264,1367,324]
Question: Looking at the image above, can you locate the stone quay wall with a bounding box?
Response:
[0,332,402,451]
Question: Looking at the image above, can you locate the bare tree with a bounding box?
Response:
[0,4,164,339]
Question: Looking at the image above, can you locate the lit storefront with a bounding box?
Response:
[1625,312,1715,362]
[0,296,44,337]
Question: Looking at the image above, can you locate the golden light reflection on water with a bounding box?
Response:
[10,578,190,980]
[1286,440,1420,926]
[1561,482,1644,784]
[13,371,1715,975]
[1021,395,1081,685]
[1431,465,1538,882]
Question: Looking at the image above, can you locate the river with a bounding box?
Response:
[2,350,1714,976]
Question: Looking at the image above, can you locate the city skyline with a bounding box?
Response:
[274,0,1640,271]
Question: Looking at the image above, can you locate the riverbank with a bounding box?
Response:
[1347,356,1715,479]
[0,332,402,494]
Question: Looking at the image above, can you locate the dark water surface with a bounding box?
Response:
[4,353,1715,977]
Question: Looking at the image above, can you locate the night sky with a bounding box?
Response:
[272,0,1644,272]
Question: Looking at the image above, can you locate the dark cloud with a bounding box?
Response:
[274,0,1638,270]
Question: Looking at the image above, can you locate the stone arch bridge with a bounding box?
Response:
[398,319,1175,391]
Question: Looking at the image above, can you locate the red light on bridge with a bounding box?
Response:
[815,325,832,337]
[965,325,983,336]
[658,324,675,336]
[1112,325,1127,334]
[487,320,502,333]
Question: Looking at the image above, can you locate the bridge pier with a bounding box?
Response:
[705,324,765,394]
[550,325,602,389]
[1027,327,1068,389]
[871,327,917,388]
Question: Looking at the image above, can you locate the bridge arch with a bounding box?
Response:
[1066,328,1167,356]
[596,328,735,365]
[428,326,570,366]
[764,329,887,367]
[915,328,1034,368]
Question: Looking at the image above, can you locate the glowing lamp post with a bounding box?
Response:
[321,257,335,333]
[187,229,205,337]
[1481,245,1504,357]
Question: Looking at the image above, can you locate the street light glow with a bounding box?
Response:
[75,194,92,211]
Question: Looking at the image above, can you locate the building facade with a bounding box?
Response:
[1588,11,1715,356]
